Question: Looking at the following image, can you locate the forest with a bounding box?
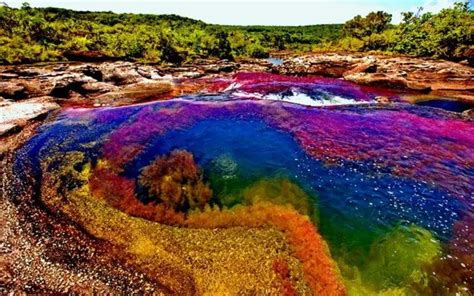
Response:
[0,1,472,64]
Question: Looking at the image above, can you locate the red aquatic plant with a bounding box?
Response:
[89,162,185,225]
[138,150,212,212]
[273,257,297,296]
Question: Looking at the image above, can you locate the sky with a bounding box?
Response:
[4,0,462,25]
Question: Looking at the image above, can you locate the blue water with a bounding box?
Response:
[123,117,465,260]
[416,99,473,113]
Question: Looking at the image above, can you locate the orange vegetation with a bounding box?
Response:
[273,258,298,296]
[139,150,212,212]
[88,150,344,295]
[186,203,346,296]
[89,161,185,225]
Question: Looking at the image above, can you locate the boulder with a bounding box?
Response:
[0,96,9,106]
[81,81,119,94]
[0,81,28,100]
[203,62,238,73]
[0,72,19,79]
[0,97,59,136]
[94,79,174,105]
[137,66,162,79]
[375,96,391,104]
[343,72,409,89]
[80,65,104,81]
[101,62,144,85]
[275,53,474,96]
[462,108,473,118]
[50,73,95,98]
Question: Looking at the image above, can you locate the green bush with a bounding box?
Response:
[343,11,392,39]
[0,1,471,64]
[246,43,269,58]
[394,2,473,60]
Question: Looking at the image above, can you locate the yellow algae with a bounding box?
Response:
[187,202,345,295]
[39,152,312,295]
[242,178,319,223]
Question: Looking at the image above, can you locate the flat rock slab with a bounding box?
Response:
[0,98,59,136]
[275,53,474,101]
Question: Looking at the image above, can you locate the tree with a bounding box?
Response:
[208,30,233,60]
[343,11,392,39]
[394,1,473,60]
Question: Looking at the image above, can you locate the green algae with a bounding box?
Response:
[335,224,443,295]
[242,178,319,224]
[363,224,442,290]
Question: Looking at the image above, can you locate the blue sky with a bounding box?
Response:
[5,0,461,25]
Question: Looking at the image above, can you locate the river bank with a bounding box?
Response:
[1,53,473,295]
[1,53,473,143]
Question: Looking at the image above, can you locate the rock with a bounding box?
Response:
[462,108,474,118]
[67,90,86,101]
[101,62,144,85]
[177,71,204,79]
[275,53,474,96]
[80,65,103,81]
[344,62,377,75]
[50,73,95,98]
[0,82,28,100]
[81,81,119,94]
[94,79,174,105]
[0,73,19,79]
[0,96,10,106]
[137,66,162,80]
[344,72,409,89]
[375,96,391,104]
[0,98,59,136]
[0,56,471,107]
[203,62,237,73]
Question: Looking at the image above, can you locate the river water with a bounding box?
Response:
[12,72,474,294]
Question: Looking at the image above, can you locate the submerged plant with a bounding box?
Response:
[242,178,319,223]
[139,150,212,212]
[362,224,442,291]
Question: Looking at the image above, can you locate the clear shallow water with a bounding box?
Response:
[13,73,474,294]
[415,99,474,113]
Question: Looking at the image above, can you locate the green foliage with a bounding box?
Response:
[0,2,471,64]
[393,2,473,60]
[343,11,392,39]
[0,3,341,64]
[336,224,442,295]
[330,1,473,61]
[246,42,269,58]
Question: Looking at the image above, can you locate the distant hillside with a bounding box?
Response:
[0,4,342,64]
[0,2,471,64]
[37,7,206,26]
[215,24,342,50]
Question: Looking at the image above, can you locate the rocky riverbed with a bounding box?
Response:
[1,53,473,295]
[1,53,473,146]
